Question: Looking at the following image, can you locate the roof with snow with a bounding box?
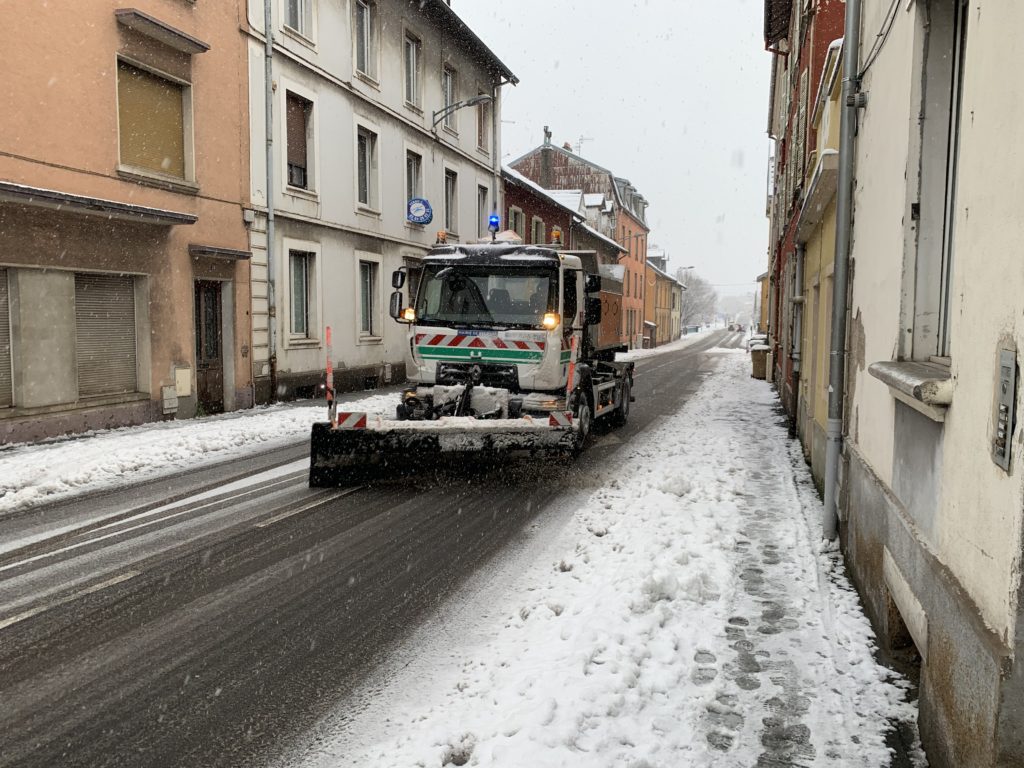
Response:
[546,189,584,213]
[583,193,605,208]
[648,261,683,287]
[502,166,585,222]
[598,263,625,281]
[578,222,627,254]
[509,143,649,226]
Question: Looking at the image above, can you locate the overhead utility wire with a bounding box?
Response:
[859,0,900,78]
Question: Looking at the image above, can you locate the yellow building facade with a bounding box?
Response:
[793,43,842,489]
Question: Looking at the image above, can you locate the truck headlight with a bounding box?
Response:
[542,312,560,330]
[402,307,416,322]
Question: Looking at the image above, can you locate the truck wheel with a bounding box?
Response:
[610,379,631,427]
[574,395,593,455]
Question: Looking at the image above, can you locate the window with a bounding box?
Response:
[563,270,578,324]
[914,0,968,358]
[444,168,458,233]
[477,185,489,238]
[476,92,490,151]
[290,250,314,337]
[508,206,524,239]
[357,126,378,208]
[359,261,378,336]
[285,0,313,38]
[406,150,422,203]
[404,32,421,107]
[286,92,312,190]
[75,273,137,396]
[531,217,545,245]
[354,0,376,79]
[938,0,968,356]
[117,60,187,179]
[442,66,457,131]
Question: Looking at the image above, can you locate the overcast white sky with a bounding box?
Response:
[455,0,771,297]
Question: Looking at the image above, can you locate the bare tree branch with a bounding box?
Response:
[675,269,718,326]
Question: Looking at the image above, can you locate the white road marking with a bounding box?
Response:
[254,487,362,528]
[90,471,304,535]
[0,460,309,560]
[0,570,140,631]
[0,473,305,575]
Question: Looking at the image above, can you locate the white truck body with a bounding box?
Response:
[309,243,633,486]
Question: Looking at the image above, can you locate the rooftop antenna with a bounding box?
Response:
[576,135,594,155]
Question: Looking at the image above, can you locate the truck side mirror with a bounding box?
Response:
[585,274,602,293]
[392,269,406,289]
[585,296,602,324]
[389,291,404,320]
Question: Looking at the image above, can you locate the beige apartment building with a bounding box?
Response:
[834,2,1024,765]
[0,1,252,443]
[244,0,514,401]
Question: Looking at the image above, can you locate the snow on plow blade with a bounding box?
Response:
[309,418,577,487]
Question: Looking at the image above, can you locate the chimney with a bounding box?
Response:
[562,141,573,151]
[540,127,553,188]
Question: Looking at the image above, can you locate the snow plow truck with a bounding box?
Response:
[308,241,634,486]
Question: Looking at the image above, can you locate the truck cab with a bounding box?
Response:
[391,244,601,418]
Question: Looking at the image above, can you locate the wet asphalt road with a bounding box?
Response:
[0,330,745,768]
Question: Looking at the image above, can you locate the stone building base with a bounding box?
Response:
[841,444,1022,768]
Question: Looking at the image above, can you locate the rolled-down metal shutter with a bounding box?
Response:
[0,270,11,407]
[75,273,137,397]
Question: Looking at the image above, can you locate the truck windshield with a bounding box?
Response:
[415,265,558,329]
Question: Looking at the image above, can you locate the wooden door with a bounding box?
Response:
[194,281,224,414]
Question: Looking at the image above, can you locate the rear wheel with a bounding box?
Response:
[574,394,593,455]
[610,379,631,427]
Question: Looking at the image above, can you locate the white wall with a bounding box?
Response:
[846,5,918,486]
[933,2,1024,643]
[849,0,1024,642]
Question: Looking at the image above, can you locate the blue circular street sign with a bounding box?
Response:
[407,198,433,225]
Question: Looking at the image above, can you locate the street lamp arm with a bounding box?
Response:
[432,94,494,130]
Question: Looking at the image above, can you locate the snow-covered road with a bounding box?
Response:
[0,330,719,521]
[285,350,923,768]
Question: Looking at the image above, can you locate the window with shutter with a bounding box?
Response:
[117,61,186,179]
[286,92,312,189]
[75,274,137,397]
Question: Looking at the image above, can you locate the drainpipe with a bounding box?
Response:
[491,79,500,227]
[264,0,278,401]
[790,242,804,437]
[823,0,862,540]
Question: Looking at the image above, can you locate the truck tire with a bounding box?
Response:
[574,393,593,455]
[610,379,631,427]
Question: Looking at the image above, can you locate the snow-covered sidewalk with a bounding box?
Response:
[289,350,923,768]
